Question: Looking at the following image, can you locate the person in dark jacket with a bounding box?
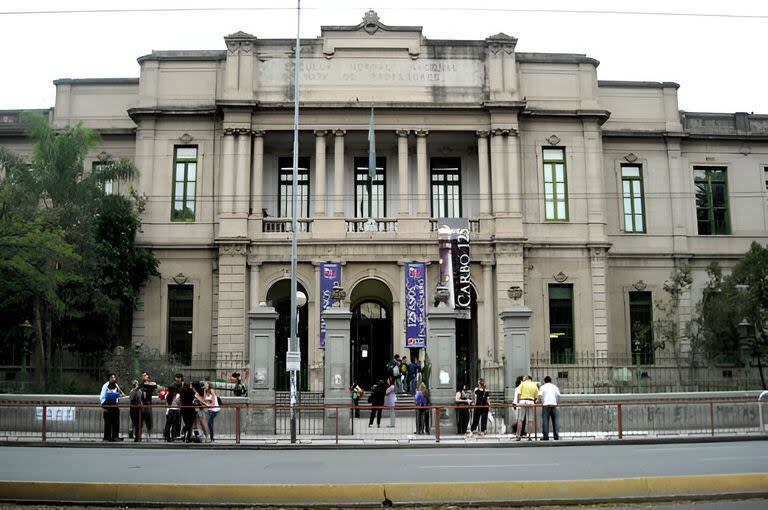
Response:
[139,371,157,438]
[368,379,386,428]
[179,381,198,442]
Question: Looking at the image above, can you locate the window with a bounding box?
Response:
[694,167,729,235]
[171,146,197,221]
[621,164,645,233]
[764,167,768,192]
[548,284,574,363]
[92,161,113,195]
[278,156,310,218]
[354,157,386,218]
[431,157,462,218]
[629,291,654,364]
[543,148,568,221]
[167,285,193,364]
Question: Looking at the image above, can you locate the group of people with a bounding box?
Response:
[384,354,422,395]
[98,371,243,444]
[361,375,433,434]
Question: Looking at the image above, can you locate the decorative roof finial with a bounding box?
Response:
[363,9,380,26]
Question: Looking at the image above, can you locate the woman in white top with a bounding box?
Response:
[203,382,221,442]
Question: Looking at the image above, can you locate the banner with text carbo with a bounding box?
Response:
[320,263,341,348]
[437,218,472,319]
[404,262,427,348]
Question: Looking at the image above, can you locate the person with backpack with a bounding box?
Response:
[368,379,386,428]
[386,355,401,393]
[231,372,247,397]
[399,357,409,393]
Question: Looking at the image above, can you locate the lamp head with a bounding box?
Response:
[296,290,307,308]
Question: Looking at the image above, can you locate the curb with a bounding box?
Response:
[0,474,766,506]
[1,434,767,450]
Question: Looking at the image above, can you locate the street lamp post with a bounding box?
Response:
[289,291,307,443]
[738,318,753,391]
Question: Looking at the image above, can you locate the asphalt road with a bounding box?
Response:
[0,441,766,485]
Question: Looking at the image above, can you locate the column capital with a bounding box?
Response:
[225,127,252,136]
[314,129,328,137]
[476,130,490,138]
[334,129,346,137]
[414,129,429,137]
[396,129,410,137]
[252,130,265,137]
[491,128,510,137]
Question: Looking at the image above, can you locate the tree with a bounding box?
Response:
[0,113,158,386]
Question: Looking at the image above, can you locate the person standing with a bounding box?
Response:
[368,379,385,428]
[139,371,157,439]
[165,373,183,440]
[415,382,431,435]
[406,357,419,395]
[179,381,198,442]
[515,375,540,441]
[128,380,142,442]
[350,382,363,418]
[469,378,490,436]
[455,384,472,435]
[384,376,397,428]
[386,355,401,393]
[539,375,561,440]
[99,374,123,442]
[203,382,220,442]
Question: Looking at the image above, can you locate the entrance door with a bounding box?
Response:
[351,301,391,389]
[455,286,478,389]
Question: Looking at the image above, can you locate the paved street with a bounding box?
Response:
[1,441,766,485]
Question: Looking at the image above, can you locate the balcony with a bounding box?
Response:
[345,218,398,233]
[429,219,481,233]
[262,218,313,233]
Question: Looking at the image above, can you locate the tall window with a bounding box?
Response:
[543,148,568,221]
[168,285,193,364]
[431,157,462,218]
[278,156,310,218]
[92,161,113,195]
[694,166,730,235]
[763,167,768,191]
[354,157,386,218]
[172,146,197,221]
[548,284,574,364]
[629,291,654,364]
[621,164,645,233]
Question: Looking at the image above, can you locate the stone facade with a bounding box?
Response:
[2,12,767,393]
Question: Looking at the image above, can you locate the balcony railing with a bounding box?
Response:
[429,218,481,233]
[345,218,398,233]
[262,218,313,233]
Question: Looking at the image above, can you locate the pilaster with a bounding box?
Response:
[494,243,524,361]
[333,130,346,217]
[477,130,491,216]
[216,244,248,355]
[485,33,519,102]
[250,130,265,231]
[314,130,327,217]
[415,130,429,217]
[490,129,508,215]
[397,130,410,216]
[427,304,458,425]
[590,247,608,353]
[247,306,278,432]
[323,306,353,435]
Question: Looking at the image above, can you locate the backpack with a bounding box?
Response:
[216,395,223,407]
[400,364,408,375]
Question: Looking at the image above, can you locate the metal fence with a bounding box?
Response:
[1,396,765,444]
[0,351,249,396]
[530,351,766,394]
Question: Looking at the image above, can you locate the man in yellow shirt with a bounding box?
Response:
[515,375,540,441]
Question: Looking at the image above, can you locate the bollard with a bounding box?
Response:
[235,406,241,444]
[41,404,47,443]
[617,403,623,439]
[435,407,441,443]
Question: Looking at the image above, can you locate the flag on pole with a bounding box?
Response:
[367,105,376,180]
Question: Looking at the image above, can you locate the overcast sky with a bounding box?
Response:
[1,0,765,113]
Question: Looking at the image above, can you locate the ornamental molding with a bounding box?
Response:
[553,271,568,283]
[178,133,193,144]
[623,152,638,163]
[633,280,648,291]
[97,151,111,162]
[414,129,429,137]
[334,129,346,137]
[546,134,561,146]
[491,128,510,137]
[395,129,409,137]
[172,273,189,285]
[485,32,518,55]
[476,130,490,138]
[225,31,257,55]
[219,244,249,256]
[224,127,252,136]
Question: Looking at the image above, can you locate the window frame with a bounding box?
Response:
[353,156,386,218]
[430,157,463,218]
[277,156,311,218]
[694,166,730,235]
[167,284,194,364]
[620,164,646,233]
[542,147,569,222]
[548,283,575,364]
[629,291,655,365]
[171,145,198,222]
[92,161,114,195]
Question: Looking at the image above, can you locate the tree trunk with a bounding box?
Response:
[33,298,45,387]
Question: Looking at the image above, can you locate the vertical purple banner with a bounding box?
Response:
[405,262,427,348]
[320,263,341,348]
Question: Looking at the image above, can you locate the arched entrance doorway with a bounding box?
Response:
[455,285,478,389]
[266,279,309,391]
[350,279,393,389]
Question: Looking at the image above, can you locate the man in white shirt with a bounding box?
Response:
[539,375,561,440]
[99,373,117,404]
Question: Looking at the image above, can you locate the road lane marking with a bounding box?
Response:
[701,456,768,461]
[420,463,559,469]
[634,446,748,452]
[403,452,522,457]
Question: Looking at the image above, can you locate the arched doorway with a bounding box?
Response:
[266,280,309,391]
[350,279,393,389]
[455,285,478,389]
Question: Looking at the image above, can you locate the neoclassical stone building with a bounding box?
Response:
[2,11,767,393]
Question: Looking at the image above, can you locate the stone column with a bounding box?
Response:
[323,306,353,435]
[250,131,265,218]
[584,122,607,243]
[220,130,236,214]
[490,129,508,214]
[248,263,260,312]
[666,137,689,253]
[314,130,327,217]
[333,130,346,217]
[506,132,521,216]
[483,263,496,361]
[590,247,608,353]
[235,130,251,215]
[427,304,458,426]
[397,130,409,216]
[415,130,429,217]
[500,305,532,425]
[477,131,491,216]
[247,306,278,433]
